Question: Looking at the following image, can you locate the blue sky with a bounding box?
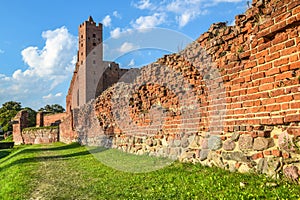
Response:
[0,0,247,110]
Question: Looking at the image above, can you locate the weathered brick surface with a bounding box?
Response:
[13,111,64,145]
[62,0,300,180]
[43,113,67,126]
[22,127,59,144]
[12,110,28,145]
[59,111,77,144]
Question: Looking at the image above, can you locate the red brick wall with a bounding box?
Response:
[13,111,66,145]
[12,110,28,145]
[87,0,300,179]
[59,111,78,144]
[43,113,67,127]
[36,112,44,127]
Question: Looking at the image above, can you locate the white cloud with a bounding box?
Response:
[113,11,121,19]
[132,13,165,29]
[0,49,4,54]
[178,13,191,28]
[118,42,139,53]
[43,92,62,99]
[102,15,112,27]
[131,0,242,28]
[0,26,77,109]
[21,26,76,79]
[127,59,135,67]
[110,27,121,38]
[134,0,154,10]
[165,0,206,28]
[110,27,133,39]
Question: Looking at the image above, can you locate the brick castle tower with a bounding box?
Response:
[66,16,128,112]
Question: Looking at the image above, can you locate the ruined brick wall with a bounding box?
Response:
[13,111,65,144]
[59,111,77,144]
[12,110,28,145]
[71,0,300,179]
[21,127,59,144]
[36,112,44,127]
[95,62,129,98]
[43,113,67,127]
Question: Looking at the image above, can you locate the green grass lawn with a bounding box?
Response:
[0,142,300,200]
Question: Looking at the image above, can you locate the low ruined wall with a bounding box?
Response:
[67,0,300,180]
[43,113,67,127]
[21,127,59,144]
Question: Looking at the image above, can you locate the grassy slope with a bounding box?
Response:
[0,143,300,200]
[0,145,41,199]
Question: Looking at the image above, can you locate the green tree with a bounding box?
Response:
[38,104,65,114]
[0,101,22,132]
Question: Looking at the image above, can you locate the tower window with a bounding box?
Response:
[81,35,83,39]
[93,60,96,64]
[93,43,96,46]
[93,33,96,38]
[81,43,83,47]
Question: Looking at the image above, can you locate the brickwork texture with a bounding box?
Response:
[59,0,300,180]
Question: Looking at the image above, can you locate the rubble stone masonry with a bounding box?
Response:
[64,0,300,179]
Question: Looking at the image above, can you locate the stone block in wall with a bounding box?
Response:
[221,151,250,162]
[223,140,236,151]
[257,157,282,178]
[208,135,222,150]
[283,165,299,181]
[253,137,274,150]
[207,151,225,168]
[198,149,210,161]
[278,131,296,152]
[238,135,253,151]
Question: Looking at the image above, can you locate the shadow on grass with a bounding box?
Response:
[23,142,81,152]
[0,143,81,163]
[0,150,10,159]
[0,146,106,171]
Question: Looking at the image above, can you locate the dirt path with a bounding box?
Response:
[29,147,69,200]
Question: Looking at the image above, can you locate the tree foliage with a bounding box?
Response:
[0,102,65,134]
[38,104,65,114]
[0,101,22,132]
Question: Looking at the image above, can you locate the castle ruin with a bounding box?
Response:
[13,0,300,180]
